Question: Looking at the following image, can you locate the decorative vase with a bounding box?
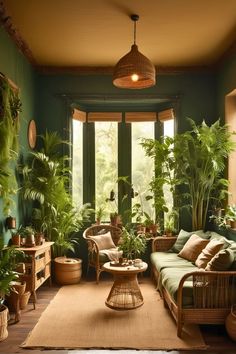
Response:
[0,305,9,341]
[225,304,236,341]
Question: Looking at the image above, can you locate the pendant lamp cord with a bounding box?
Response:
[131,14,139,45]
[134,20,136,44]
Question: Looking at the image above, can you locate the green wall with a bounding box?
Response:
[36,72,217,135]
[0,26,36,243]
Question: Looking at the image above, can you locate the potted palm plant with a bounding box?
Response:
[20,131,93,284]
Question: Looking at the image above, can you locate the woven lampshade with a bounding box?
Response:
[113,44,156,89]
[113,14,156,89]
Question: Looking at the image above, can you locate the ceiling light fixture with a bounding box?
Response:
[113,14,156,89]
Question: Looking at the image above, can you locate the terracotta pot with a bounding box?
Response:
[165,230,173,237]
[5,216,16,229]
[20,291,31,310]
[35,233,44,246]
[225,304,236,341]
[0,305,9,341]
[230,220,236,229]
[25,234,35,247]
[11,234,21,247]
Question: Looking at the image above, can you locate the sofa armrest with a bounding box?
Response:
[152,236,177,252]
[177,270,236,310]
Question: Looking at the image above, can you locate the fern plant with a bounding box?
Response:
[20,131,92,257]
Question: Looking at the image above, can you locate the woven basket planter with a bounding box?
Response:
[0,305,9,341]
[54,257,82,285]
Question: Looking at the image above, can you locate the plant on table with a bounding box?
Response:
[118,227,146,260]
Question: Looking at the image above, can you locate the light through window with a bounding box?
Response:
[72,119,83,208]
[95,122,118,221]
[132,122,154,223]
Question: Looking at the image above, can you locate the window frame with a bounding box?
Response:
[70,101,178,223]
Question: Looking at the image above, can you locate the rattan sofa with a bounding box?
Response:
[151,232,236,337]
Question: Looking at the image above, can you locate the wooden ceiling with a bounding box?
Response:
[1,0,236,72]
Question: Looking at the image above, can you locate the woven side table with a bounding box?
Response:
[102,261,148,310]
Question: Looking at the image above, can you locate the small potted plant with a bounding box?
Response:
[225,205,236,229]
[95,206,105,225]
[164,209,179,237]
[118,227,146,261]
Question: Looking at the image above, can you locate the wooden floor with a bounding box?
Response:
[1,278,236,354]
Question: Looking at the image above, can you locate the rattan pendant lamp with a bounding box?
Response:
[113,14,156,89]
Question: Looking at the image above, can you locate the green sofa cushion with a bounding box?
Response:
[208,231,236,269]
[205,248,235,271]
[161,266,199,307]
[151,251,196,272]
[171,229,210,253]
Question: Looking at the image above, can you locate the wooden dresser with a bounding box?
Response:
[19,241,54,308]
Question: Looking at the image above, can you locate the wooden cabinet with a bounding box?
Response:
[19,242,54,308]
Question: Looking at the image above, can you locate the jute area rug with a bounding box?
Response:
[22,279,206,350]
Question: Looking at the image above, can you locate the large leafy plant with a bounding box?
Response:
[21,131,92,257]
[173,119,235,230]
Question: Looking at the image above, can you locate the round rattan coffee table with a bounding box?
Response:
[102,261,148,310]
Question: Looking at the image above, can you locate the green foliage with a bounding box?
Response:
[140,135,178,229]
[141,119,235,231]
[118,227,146,259]
[225,205,236,222]
[173,119,236,230]
[20,131,92,257]
[0,237,24,301]
[164,208,179,233]
[0,75,21,215]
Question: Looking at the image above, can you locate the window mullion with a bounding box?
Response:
[83,122,95,209]
[118,117,131,225]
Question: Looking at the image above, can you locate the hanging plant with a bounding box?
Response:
[0,73,21,215]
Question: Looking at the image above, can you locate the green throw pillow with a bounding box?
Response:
[205,249,235,271]
[171,229,210,253]
[209,232,232,249]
